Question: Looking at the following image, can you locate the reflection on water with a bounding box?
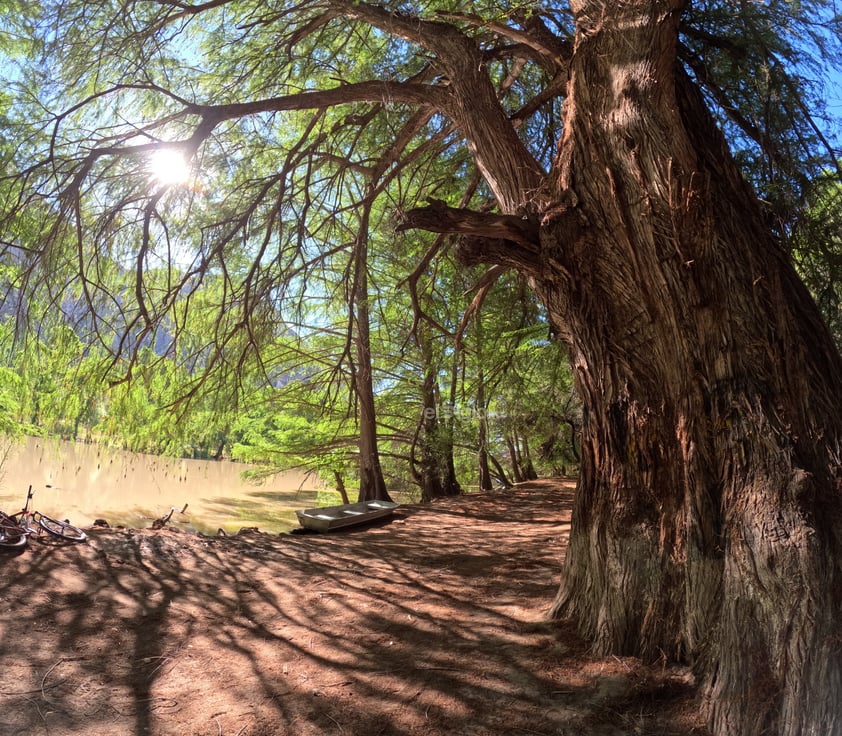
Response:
[0,437,335,534]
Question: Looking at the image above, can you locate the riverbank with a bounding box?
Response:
[0,479,707,736]
[0,436,325,534]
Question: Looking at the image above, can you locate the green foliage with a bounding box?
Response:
[0,0,839,496]
[792,170,842,343]
[232,405,354,480]
[0,366,26,436]
[682,1,842,228]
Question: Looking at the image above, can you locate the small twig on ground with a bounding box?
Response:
[23,694,49,729]
[0,657,86,696]
[611,654,632,671]
[40,656,87,699]
[324,712,344,732]
[146,655,172,678]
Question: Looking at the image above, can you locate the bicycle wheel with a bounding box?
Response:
[0,518,26,548]
[38,514,87,542]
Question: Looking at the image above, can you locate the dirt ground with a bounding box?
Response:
[0,479,709,736]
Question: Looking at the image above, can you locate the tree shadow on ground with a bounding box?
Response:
[0,479,709,736]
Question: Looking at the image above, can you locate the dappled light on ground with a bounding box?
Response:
[0,480,707,735]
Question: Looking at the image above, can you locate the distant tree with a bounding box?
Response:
[231,402,353,503]
[0,365,25,437]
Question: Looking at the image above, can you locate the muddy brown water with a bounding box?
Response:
[0,436,331,534]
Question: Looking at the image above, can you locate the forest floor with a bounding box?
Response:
[0,478,710,736]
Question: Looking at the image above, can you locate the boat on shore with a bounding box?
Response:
[295,499,399,532]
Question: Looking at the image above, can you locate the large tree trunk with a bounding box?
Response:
[537,3,842,735]
[400,2,842,732]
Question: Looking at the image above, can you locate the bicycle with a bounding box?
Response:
[0,484,87,549]
[0,511,26,548]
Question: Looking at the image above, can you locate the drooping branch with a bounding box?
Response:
[44,1,554,220]
[58,80,445,165]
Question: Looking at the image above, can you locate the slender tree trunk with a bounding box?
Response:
[476,403,493,490]
[333,471,350,506]
[416,332,462,501]
[488,452,513,490]
[439,428,462,497]
[565,418,580,464]
[520,435,537,480]
[473,315,494,491]
[506,434,526,483]
[475,376,493,492]
[418,350,446,502]
[353,305,391,502]
[352,208,392,503]
[442,347,463,496]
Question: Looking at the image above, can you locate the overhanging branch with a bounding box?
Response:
[396,198,546,272]
[396,198,540,250]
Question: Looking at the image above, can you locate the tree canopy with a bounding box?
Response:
[1,0,839,472]
[2,1,839,341]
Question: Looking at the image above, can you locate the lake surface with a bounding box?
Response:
[0,437,333,534]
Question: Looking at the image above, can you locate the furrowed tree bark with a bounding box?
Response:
[401,2,842,734]
[540,3,842,734]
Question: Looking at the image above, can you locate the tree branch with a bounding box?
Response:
[436,9,572,70]
[184,81,446,126]
[397,199,540,251]
[332,0,546,212]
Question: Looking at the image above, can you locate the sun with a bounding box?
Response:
[148,148,192,187]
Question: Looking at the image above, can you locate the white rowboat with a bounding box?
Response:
[295,500,399,532]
